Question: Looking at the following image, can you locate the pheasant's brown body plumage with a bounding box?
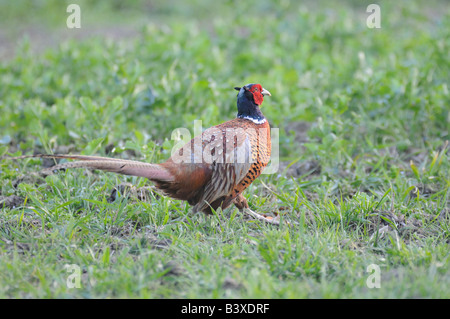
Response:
[7,83,277,223]
[157,117,271,214]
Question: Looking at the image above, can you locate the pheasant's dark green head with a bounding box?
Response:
[234,84,271,124]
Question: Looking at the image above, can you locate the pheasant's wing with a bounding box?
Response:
[192,128,255,212]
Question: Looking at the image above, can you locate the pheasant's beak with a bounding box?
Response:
[261,88,271,97]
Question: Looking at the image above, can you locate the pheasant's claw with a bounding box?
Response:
[243,208,281,225]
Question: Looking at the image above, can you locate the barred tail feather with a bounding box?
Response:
[8,154,174,182]
[10,154,148,163]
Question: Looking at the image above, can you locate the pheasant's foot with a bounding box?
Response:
[243,207,280,225]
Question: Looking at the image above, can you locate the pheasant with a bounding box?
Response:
[7,83,278,224]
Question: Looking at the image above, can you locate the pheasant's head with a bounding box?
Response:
[234,83,271,124]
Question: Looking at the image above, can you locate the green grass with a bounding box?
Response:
[0,0,449,298]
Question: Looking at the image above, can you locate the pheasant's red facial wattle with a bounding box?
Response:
[250,84,264,106]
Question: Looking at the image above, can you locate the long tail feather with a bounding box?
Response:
[9,154,145,163]
[6,154,174,182]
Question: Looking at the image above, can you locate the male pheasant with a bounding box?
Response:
[9,83,277,224]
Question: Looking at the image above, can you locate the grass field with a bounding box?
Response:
[0,0,449,298]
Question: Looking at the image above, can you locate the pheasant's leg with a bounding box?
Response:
[232,193,249,210]
[233,194,280,225]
